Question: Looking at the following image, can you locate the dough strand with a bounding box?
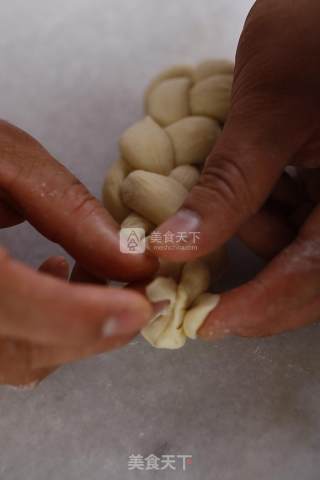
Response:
[103,59,233,349]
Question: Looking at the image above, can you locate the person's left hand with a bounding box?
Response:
[0,120,158,387]
[0,258,139,387]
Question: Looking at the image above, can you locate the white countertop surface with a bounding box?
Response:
[1,1,320,479]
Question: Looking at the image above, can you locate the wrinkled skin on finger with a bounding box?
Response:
[0,121,158,387]
[152,0,320,338]
[0,120,157,281]
[0,257,137,387]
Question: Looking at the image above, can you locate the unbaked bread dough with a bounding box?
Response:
[102,59,233,348]
[141,260,220,349]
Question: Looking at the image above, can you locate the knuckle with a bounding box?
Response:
[199,154,255,217]
[62,179,100,222]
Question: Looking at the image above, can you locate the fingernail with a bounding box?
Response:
[155,209,202,239]
[152,300,170,317]
[102,311,149,337]
[102,317,120,337]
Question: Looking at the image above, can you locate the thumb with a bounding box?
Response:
[151,107,301,262]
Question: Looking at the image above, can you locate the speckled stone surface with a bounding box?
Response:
[1,1,320,479]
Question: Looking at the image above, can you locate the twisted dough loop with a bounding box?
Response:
[102,59,233,349]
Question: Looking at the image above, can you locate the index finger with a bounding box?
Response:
[0,120,157,281]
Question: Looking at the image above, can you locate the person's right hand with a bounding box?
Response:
[152,0,320,339]
[0,120,158,387]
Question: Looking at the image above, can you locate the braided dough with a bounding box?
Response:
[102,59,233,349]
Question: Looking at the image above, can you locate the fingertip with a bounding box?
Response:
[197,295,231,341]
[116,251,159,281]
[64,210,159,282]
[198,312,231,341]
[197,284,261,340]
[102,286,154,332]
[124,287,154,321]
[157,208,202,234]
[149,208,206,262]
[39,256,69,280]
[70,263,106,284]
